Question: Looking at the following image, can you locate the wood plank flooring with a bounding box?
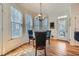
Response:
[6,39,79,56]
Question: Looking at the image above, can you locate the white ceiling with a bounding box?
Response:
[16,3,71,19]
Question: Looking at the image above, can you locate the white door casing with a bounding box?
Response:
[57,17,69,41]
[0,4,3,55]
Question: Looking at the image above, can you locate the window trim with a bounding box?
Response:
[25,15,33,31]
[11,22,22,38]
[11,6,23,39]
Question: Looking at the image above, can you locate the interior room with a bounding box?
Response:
[0,3,79,56]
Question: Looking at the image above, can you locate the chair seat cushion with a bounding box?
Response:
[37,46,45,50]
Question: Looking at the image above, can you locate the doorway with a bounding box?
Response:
[57,17,69,41]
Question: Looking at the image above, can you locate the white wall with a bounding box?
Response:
[70,4,79,46]
[49,16,58,39]
[48,4,79,46]
[2,4,29,55]
[49,14,70,41]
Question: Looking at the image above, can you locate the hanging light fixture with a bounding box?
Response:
[34,3,48,21]
[34,3,48,30]
[37,3,45,21]
[38,3,42,20]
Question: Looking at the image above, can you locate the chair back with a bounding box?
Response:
[35,32,46,49]
[28,30,33,38]
[74,32,79,41]
[46,30,51,38]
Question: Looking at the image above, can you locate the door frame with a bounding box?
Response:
[57,17,70,41]
[0,4,3,55]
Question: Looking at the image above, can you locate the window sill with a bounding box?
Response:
[11,36,21,39]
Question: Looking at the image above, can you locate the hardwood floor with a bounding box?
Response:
[6,39,79,56]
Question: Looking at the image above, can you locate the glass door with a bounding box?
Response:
[57,18,68,41]
[0,4,3,55]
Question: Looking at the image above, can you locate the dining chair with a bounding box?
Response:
[35,32,47,56]
[28,30,34,46]
[74,32,79,42]
[46,30,51,44]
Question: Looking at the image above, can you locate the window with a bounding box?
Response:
[42,17,49,30]
[11,7,23,38]
[34,18,40,31]
[26,15,49,31]
[34,17,49,31]
[26,15,33,31]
